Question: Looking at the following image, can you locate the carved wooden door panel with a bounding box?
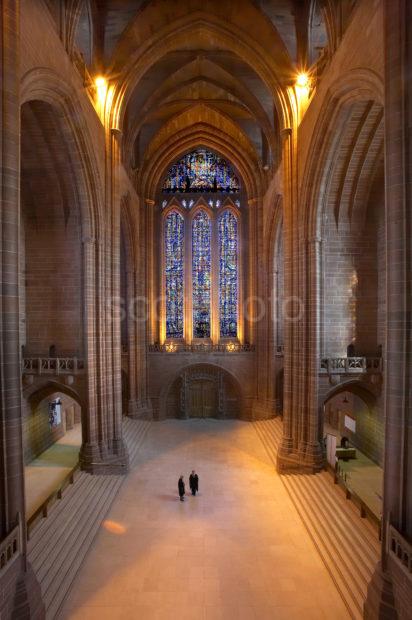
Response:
[202,380,216,417]
[189,380,203,417]
[188,379,216,417]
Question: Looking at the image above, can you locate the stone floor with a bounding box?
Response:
[60,420,350,620]
[25,424,81,518]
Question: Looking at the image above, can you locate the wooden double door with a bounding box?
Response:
[188,378,217,418]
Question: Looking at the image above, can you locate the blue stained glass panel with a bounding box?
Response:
[162,149,240,192]
[192,211,211,338]
[219,211,238,337]
[165,211,184,338]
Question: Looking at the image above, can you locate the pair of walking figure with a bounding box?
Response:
[178,471,198,501]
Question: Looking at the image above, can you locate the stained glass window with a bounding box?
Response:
[165,211,184,338]
[192,211,211,338]
[219,211,238,337]
[162,149,240,193]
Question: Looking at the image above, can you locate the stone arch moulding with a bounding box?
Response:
[120,192,136,266]
[110,12,294,135]
[20,67,104,240]
[299,68,384,239]
[141,129,261,200]
[323,379,377,410]
[25,380,86,411]
[123,72,277,166]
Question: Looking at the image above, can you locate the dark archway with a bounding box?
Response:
[20,99,87,505]
[323,381,383,466]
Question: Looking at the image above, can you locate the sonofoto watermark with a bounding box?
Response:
[106,295,305,323]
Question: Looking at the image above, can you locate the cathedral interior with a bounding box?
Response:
[0,0,411,619]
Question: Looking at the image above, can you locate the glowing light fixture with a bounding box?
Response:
[94,75,108,104]
[165,342,177,353]
[226,342,236,352]
[296,73,309,88]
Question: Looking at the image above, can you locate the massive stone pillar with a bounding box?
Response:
[365,0,412,617]
[0,2,44,617]
[252,195,277,420]
[277,128,296,468]
[277,126,323,473]
[297,235,324,470]
[79,129,129,474]
[125,264,138,415]
[134,199,152,418]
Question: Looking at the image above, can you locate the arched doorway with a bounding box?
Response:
[323,382,383,466]
[23,383,83,518]
[20,98,86,507]
[165,364,242,419]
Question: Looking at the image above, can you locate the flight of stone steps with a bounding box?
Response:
[253,417,380,620]
[27,417,151,620]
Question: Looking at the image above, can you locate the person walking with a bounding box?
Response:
[178,475,185,501]
[189,470,199,496]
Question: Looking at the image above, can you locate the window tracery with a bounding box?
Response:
[162,149,240,193]
[219,211,238,338]
[165,211,184,339]
[192,211,212,338]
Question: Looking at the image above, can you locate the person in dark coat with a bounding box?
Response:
[189,470,199,496]
[178,475,185,501]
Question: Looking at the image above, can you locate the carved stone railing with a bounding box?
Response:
[148,343,255,354]
[320,357,383,375]
[22,357,85,375]
[388,525,412,581]
[0,518,21,575]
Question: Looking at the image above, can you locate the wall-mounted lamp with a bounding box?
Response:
[165,342,177,353]
[94,76,108,103]
[296,73,309,88]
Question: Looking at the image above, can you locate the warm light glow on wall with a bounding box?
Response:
[95,76,107,102]
[295,73,310,100]
[92,75,115,124]
[294,72,311,123]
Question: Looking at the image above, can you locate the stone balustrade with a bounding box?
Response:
[22,357,85,375]
[388,524,412,581]
[320,356,383,375]
[148,343,255,354]
[0,519,21,575]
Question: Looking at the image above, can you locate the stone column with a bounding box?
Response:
[0,1,44,616]
[251,196,276,419]
[79,236,102,468]
[126,266,138,416]
[365,0,412,617]
[277,127,296,468]
[133,198,152,418]
[298,236,323,470]
[80,130,128,474]
[107,128,128,466]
